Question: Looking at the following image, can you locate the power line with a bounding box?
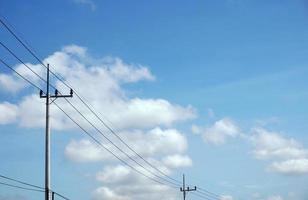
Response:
[0,58,42,91]
[0,174,70,199]
[52,191,70,200]
[0,181,44,193]
[0,37,223,200]
[53,101,178,189]
[0,15,183,186]
[62,97,181,188]
[180,174,197,200]
[197,188,222,199]
[1,39,223,200]
[0,42,179,188]
[0,41,47,84]
[0,62,72,200]
[0,174,43,190]
[191,192,219,200]
[74,91,183,186]
[1,16,226,200]
[0,44,223,200]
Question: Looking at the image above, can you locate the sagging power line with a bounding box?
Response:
[0,43,222,200]
[0,173,70,200]
[0,16,225,200]
[0,47,223,200]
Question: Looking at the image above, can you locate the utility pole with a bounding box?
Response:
[40,64,73,200]
[180,174,197,200]
[51,191,55,200]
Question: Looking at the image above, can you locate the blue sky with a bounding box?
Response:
[0,1,308,200]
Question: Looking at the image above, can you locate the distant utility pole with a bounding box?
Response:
[180,174,197,200]
[40,64,73,200]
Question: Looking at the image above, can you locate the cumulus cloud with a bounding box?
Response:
[65,126,191,200]
[196,117,308,176]
[0,74,25,93]
[64,126,191,200]
[0,45,196,200]
[93,164,179,200]
[200,118,240,145]
[0,60,45,93]
[250,128,307,160]
[109,58,155,83]
[162,154,192,168]
[269,159,308,175]
[0,45,195,130]
[250,128,308,175]
[0,102,18,124]
[62,44,87,57]
[65,127,189,162]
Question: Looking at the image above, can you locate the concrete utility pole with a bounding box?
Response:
[40,64,73,200]
[180,174,197,200]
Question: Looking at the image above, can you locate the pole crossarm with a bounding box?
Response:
[180,186,197,192]
[40,89,73,99]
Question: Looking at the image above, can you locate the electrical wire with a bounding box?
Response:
[0,58,42,91]
[0,41,180,188]
[197,188,222,199]
[191,191,219,200]
[53,101,178,189]
[0,16,184,187]
[0,174,70,199]
[1,16,226,200]
[62,97,181,187]
[0,41,47,84]
[0,181,44,193]
[0,174,43,190]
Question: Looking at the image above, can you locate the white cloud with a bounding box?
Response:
[73,0,96,11]
[93,164,179,200]
[62,44,87,57]
[202,118,240,145]
[0,102,18,124]
[93,187,128,200]
[250,128,308,175]
[65,139,108,162]
[0,74,25,93]
[250,128,305,160]
[220,195,234,200]
[109,58,155,83]
[0,45,196,200]
[269,159,308,175]
[191,124,202,134]
[162,154,192,168]
[267,195,283,200]
[14,62,45,84]
[65,128,189,162]
[0,45,196,131]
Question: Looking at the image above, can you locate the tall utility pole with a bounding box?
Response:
[40,64,73,200]
[180,174,197,200]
